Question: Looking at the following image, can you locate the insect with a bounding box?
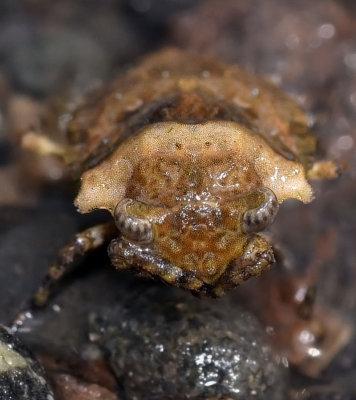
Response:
[17,48,340,315]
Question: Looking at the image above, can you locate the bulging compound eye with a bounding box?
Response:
[114,199,153,243]
[242,187,279,233]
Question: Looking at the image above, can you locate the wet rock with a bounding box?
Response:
[0,325,54,400]
[90,286,288,400]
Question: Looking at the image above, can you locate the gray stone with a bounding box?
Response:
[90,286,288,400]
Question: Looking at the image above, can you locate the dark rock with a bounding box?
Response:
[0,325,54,400]
[90,286,288,400]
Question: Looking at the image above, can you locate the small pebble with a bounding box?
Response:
[90,285,288,400]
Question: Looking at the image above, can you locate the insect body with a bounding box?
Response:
[21,49,339,304]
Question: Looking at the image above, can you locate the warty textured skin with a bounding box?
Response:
[21,48,338,298]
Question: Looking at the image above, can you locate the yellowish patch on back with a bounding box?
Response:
[75,121,312,214]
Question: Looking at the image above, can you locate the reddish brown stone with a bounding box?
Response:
[52,373,119,400]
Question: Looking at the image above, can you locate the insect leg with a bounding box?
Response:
[307,160,345,180]
[11,222,117,331]
[210,235,275,297]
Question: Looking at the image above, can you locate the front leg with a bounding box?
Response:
[211,234,275,297]
[108,236,274,298]
[11,222,117,331]
[234,232,352,377]
[108,239,205,292]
